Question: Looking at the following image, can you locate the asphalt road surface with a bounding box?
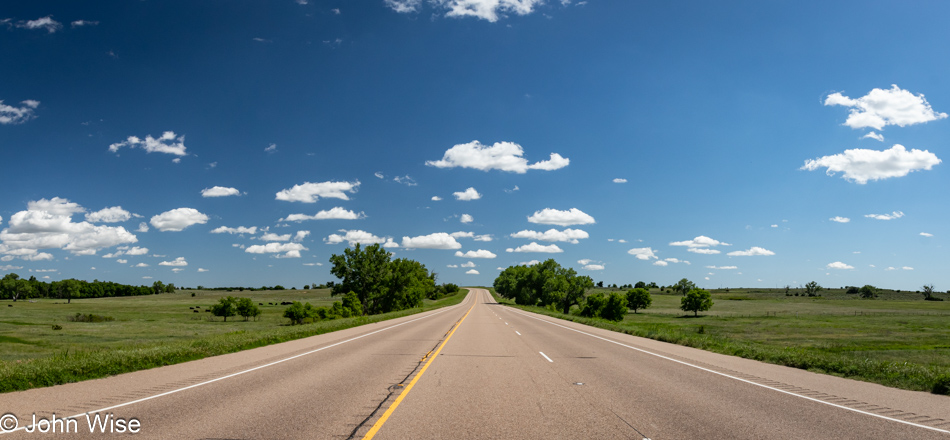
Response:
[1,288,949,439]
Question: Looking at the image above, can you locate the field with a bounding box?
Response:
[0,288,467,392]
[494,287,950,393]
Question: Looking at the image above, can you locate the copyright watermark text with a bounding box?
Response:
[1,412,141,434]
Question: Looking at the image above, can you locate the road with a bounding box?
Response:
[1,288,948,439]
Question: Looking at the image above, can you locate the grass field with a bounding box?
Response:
[492,287,950,394]
[0,288,467,392]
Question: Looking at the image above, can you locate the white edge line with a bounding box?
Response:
[1,297,470,435]
[539,351,554,363]
[507,308,950,435]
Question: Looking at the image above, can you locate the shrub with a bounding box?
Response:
[599,292,628,321]
[67,313,114,323]
[933,374,950,395]
[283,301,310,325]
[580,293,606,318]
[51,324,62,330]
[191,292,196,297]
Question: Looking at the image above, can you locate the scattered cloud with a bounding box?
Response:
[664,258,690,265]
[687,248,720,255]
[461,261,476,268]
[447,264,458,268]
[331,8,341,14]
[401,233,461,249]
[211,226,257,235]
[506,242,563,253]
[201,186,242,197]
[280,207,366,222]
[526,208,594,226]
[393,175,417,186]
[0,99,40,125]
[830,216,850,223]
[706,265,738,270]
[85,206,133,223]
[71,20,99,28]
[275,180,360,203]
[265,143,277,153]
[460,214,473,223]
[827,261,854,270]
[109,131,188,157]
[474,234,492,242]
[862,132,884,142]
[293,231,310,242]
[824,85,947,130]
[510,228,588,244]
[245,242,306,258]
[582,264,604,270]
[325,229,395,247]
[197,268,209,272]
[612,178,627,183]
[504,185,520,193]
[801,145,940,184]
[426,141,568,173]
[136,222,149,232]
[150,208,209,232]
[455,249,497,259]
[921,232,934,237]
[653,260,668,266]
[431,196,442,201]
[865,211,904,221]
[16,16,62,33]
[627,247,657,260]
[465,269,480,275]
[260,233,291,242]
[727,247,775,256]
[375,172,385,179]
[670,235,729,248]
[158,257,188,267]
[453,187,482,201]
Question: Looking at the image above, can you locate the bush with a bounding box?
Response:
[191,292,196,297]
[580,293,606,318]
[51,324,62,330]
[599,292,628,321]
[67,313,114,323]
[283,301,310,325]
[933,374,950,395]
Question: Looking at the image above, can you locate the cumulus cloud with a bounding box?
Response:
[455,249,497,259]
[865,211,904,221]
[670,235,729,248]
[125,246,149,255]
[136,222,149,232]
[158,257,188,267]
[582,263,604,270]
[245,242,306,258]
[827,261,854,270]
[17,16,62,33]
[921,232,934,237]
[612,178,627,183]
[830,216,850,223]
[324,229,396,247]
[293,231,310,242]
[688,248,720,255]
[653,260,668,267]
[281,207,366,222]
[211,226,257,234]
[134,263,148,268]
[85,206,133,223]
[727,247,775,256]
[0,99,40,125]
[461,261,476,268]
[627,247,657,260]
[197,268,209,272]
[150,208,209,232]
[426,141,568,173]
[109,131,188,157]
[450,231,473,239]
[801,145,940,184]
[201,186,242,197]
[401,233,462,249]
[510,228,588,244]
[260,233,291,242]
[453,187,482,201]
[466,269,480,275]
[526,208,595,226]
[505,242,563,253]
[275,180,360,203]
[431,196,442,201]
[0,198,138,258]
[460,214,474,223]
[474,234,492,241]
[824,85,947,130]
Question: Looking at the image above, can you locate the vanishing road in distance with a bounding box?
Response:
[1,289,948,439]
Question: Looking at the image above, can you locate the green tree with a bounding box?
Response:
[804,281,822,297]
[164,283,176,293]
[922,284,935,300]
[57,279,82,304]
[341,291,363,317]
[626,288,652,313]
[494,264,535,305]
[600,292,628,321]
[283,301,309,325]
[383,258,433,313]
[580,292,606,318]
[211,296,237,322]
[672,278,697,296]
[151,280,166,295]
[235,297,261,321]
[330,243,392,314]
[634,281,647,289]
[681,288,713,316]
[859,285,877,299]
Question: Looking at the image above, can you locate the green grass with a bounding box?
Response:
[490,288,950,394]
[0,289,467,393]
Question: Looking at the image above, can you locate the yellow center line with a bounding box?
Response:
[361,293,477,439]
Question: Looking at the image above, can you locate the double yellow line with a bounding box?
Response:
[361,296,477,439]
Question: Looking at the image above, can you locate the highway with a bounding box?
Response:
[1,288,949,439]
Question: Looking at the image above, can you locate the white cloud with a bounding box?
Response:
[461,261,476,268]
[85,206,133,223]
[281,207,366,222]
[401,233,462,250]
[150,208,209,232]
[21,252,53,261]
[265,143,277,153]
[903,266,914,270]
[664,258,690,265]
[688,248,720,255]
[393,175,417,186]
[431,196,442,201]
[159,257,188,267]
[275,180,360,203]
[71,20,99,27]
[612,178,627,183]
[450,231,474,239]
[526,208,594,226]
[921,232,934,237]
[28,197,84,216]
[201,186,242,197]
[325,229,395,247]
[136,222,149,232]
[830,216,850,223]
[0,265,23,271]
[582,264,604,271]
[1,198,138,257]
[426,140,568,173]
[506,242,563,253]
[447,264,458,268]
[627,247,657,260]
[466,269,480,275]
[460,214,474,223]
[865,211,904,221]
[17,16,62,33]
[727,247,775,256]
[653,260,668,266]
[455,249,497,259]
[669,235,729,248]
[0,99,40,125]
[245,242,306,259]
[511,228,588,244]
[801,145,940,184]
[293,231,311,242]
[706,265,738,270]
[453,187,482,201]
[827,261,854,270]
[197,268,209,272]
[211,226,257,234]
[125,246,148,255]
[824,85,947,130]
[862,132,884,142]
[134,263,148,267]
[474,234,492,241]
[109,131,188,157]
[331,8,341,13]
[375,172,385,179]
[384,0,422,13]
[260,233,291,242]
[116,259,128,264]
[518,260,540,266]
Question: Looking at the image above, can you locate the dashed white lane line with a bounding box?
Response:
[515,331,521,336]
[539,352,554,363]
[505,322,508,325]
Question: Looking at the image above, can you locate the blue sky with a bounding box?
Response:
[2,1,950,290]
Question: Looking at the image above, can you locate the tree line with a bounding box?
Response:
[1,273,174,302]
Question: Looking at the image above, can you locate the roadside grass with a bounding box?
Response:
[0,289,467,393]
[490,289,950,395]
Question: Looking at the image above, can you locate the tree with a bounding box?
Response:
[600,292,628,321]
[235,297,261,321]
[681,288,713,316]
[211,296,237,322]
[804,281,822,297]
[672,278,697,296]
[164,283,176,293]
[57,279,82,304]
[626,288,652,313]
[596,281,604,288]
[284,301,309,325]
[151,281,166,295]
[341,291,363,317]
[330,243,392,313]
[859,285,877,299]
[922,284,935,300]
[634,281,646,289]
[383,258,434,314]
[580,293,606,318]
